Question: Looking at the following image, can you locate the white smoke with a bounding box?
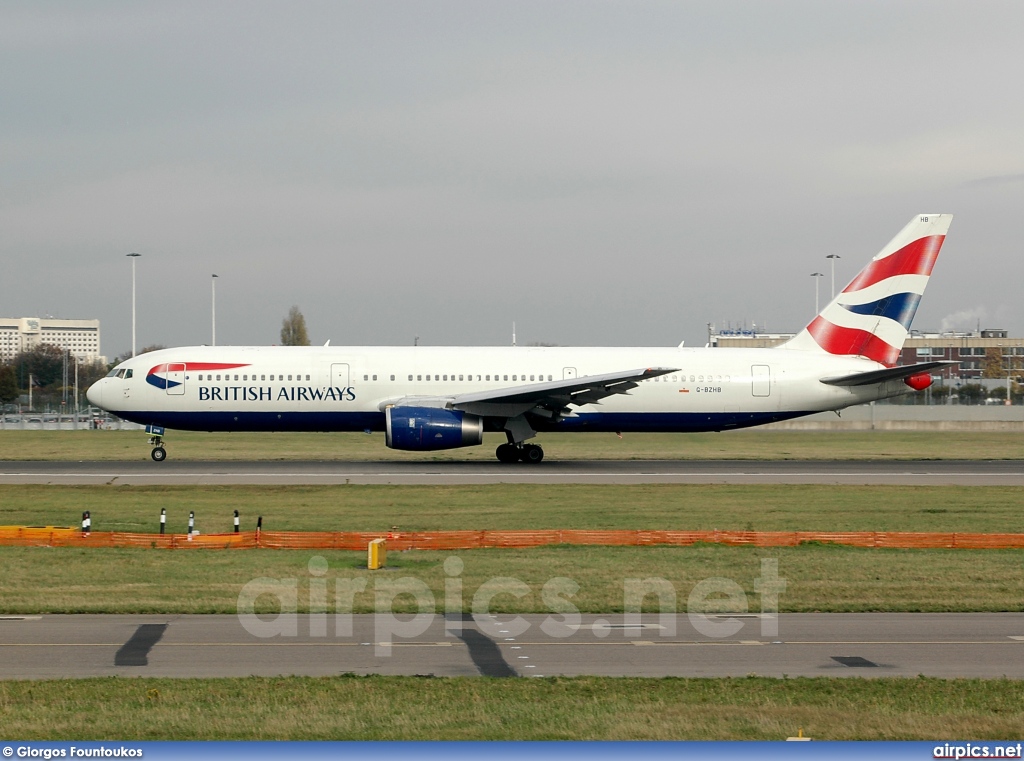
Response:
[940,307,988,334]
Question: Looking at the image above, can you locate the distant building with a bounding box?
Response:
[710,327,1024,382]
[0,317,103,363]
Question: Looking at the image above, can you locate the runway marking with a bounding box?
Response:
[2,639,1022,647]
[115,623,167,666]
[9,471,1024,476]
[832,656,879,668]
[0,641,458,647]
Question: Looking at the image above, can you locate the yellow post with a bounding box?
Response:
[368,538,387,570]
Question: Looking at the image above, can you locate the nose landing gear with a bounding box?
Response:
[146,424,167,462]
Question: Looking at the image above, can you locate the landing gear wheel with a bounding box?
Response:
[151,446,167,462]
[496,444,520,463]
[520,444,544,464]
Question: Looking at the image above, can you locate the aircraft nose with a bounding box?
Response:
[86,380,104,409]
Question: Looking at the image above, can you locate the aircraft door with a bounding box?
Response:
[331,363,350,388]
[563,367,577,380]
[166,363,185,395]
[751,365,770,397]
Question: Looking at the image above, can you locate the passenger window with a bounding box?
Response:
[443,375,448,381]
[234,375,239,381]
[504,375,508,381]
[548,375,552,381]
[372,375,377,381]
[530,375,535,381]
[288,375,293,381]
[261,375,266,381]
[363,375,368,381]
[408,375,413,381]
[417,375,422,381]
[216,375,222,381]
[512,375,517,381]
[391,375,396,381]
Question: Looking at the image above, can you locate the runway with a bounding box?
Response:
[1,459,1023,485]
[2,613,1022,679]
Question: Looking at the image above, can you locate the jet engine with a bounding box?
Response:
[385,406,485,451]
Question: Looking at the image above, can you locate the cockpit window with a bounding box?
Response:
[124,369,133,379]
[105,367,121,378]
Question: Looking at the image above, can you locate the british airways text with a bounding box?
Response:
[197,386,357,402]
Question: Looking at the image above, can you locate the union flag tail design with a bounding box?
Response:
[781,214,952,366]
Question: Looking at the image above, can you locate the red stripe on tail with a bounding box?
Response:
[842,235,945,293]
[806,316,901,366]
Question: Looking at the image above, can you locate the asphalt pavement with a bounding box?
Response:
[2,459,1023,485]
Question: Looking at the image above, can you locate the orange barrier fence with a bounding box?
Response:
[3,526,1024,550]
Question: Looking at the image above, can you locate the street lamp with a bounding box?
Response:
[810,272,824,314]
[211,274,219,346]
[826,254,841,299]
[127,253,141,357]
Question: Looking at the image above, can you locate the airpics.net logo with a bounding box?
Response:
[235,556,786,656]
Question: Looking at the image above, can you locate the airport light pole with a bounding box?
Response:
[810,272,824,314]
[212,274,218,346]
[127,253,141,357]
[826,254,841,299]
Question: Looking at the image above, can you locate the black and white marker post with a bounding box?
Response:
[81,511,91,536]
[160,508,166,535]
[188,511,195,541]
[233,510,240,533]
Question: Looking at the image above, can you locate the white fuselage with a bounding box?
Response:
[87,344,902,435]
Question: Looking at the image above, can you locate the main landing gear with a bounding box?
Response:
[495,442,544,464]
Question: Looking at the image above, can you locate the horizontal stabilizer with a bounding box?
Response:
[820,361,958,387]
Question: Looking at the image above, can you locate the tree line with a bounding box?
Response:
[0,344,109,409]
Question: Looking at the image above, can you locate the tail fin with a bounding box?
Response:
[780,214,952,366]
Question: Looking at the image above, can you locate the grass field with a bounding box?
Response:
[2,484,1023,613]
[1,676,1023,740]
[2,429,1023,460]
[2,482,1023,533]
[2,543,1022,614]
[2,430,1021,740]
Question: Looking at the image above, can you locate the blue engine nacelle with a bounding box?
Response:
[385,406,485,451]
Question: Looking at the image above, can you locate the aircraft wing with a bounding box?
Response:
[819,361,958,387]
[382,367,679,420]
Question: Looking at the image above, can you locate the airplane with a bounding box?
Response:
[87,213,954,463]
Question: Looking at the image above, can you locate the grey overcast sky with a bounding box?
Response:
[2,1,1023,359]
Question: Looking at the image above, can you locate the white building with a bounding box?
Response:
[0,318,103,363]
